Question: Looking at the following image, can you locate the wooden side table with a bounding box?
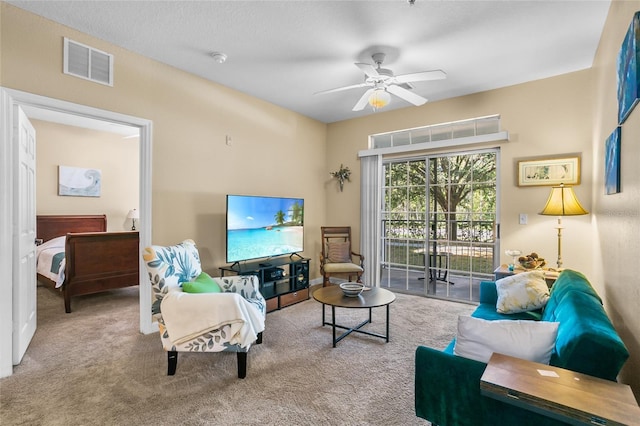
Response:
[480,353,640,426]
[494,264,559,286]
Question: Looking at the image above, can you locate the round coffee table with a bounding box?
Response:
[312,285,396,347]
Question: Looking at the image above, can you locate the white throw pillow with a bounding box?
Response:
[496,270,550,314]
[453,316,558,364]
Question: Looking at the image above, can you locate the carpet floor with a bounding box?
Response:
[0,284,474,425]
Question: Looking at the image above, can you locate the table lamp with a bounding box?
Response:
[539,184,588,269]
[127,208,139,231]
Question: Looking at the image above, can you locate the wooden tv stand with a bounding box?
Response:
[220,255,310,313]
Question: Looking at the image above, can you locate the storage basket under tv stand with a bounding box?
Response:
[219,255,310,313]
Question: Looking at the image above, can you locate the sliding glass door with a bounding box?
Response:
[380,149,498,303]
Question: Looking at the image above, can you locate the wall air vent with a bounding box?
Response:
[63,37,113,86]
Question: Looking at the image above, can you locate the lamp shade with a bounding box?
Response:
[368,89,391,109]
[539,184,588,216]
[127,209,139,219]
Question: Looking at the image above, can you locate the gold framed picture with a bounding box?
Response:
[517,157,580,187]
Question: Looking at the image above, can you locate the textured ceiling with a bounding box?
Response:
[8,0,611,123]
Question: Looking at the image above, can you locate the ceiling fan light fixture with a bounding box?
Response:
[368,89,390,110]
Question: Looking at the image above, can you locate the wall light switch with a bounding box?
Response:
[225,135,232,146]
[519,213,528,225]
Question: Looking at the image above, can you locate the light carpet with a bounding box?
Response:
[0,284,474,425]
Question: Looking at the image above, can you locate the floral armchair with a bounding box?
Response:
[143,239,266,378]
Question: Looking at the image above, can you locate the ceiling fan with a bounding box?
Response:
[315,53,446,111]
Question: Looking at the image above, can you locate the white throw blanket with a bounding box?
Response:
[160,289,265,347]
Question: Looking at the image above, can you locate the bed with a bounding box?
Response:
[36,214,140,313]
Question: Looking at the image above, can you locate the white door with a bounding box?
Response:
[13,106,37,364]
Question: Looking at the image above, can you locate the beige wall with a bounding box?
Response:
[3,0,639,397]
[326,70,594,278]
[322,2,640,398]
[33,119,139,232]
[0,3,327,275]
[590,0,640,399]
[324,2,640,395]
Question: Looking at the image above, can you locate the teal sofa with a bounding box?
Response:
[415,269,629,426]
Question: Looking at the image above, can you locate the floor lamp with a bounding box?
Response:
[539,184,588,270]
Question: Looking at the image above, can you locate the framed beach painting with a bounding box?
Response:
[58,165,102,197]
[605,127,621,195]
[617,11,640,124]
[517,156,580,187]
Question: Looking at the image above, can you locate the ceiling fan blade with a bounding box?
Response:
[355,63,379,77]
[314,82,369,95]
[395,70,446,83]
[387,85,428,106]
[352,88,375,111]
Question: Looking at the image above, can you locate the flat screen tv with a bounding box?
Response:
[226,194,304,264]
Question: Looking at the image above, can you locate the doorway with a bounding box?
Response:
[379,149,499,303]
[0,87,154,378]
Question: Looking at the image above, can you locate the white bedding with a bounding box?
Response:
[36,236,66,288]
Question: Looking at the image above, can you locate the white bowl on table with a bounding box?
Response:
[339,282,364,297]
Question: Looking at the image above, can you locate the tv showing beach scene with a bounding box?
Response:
[226,194,304,263]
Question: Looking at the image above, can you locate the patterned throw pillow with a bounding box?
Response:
[496,270,550,314]
[326,241,351,263]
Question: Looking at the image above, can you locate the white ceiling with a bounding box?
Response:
[8,0,611,124]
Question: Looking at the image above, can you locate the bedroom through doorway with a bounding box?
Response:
[1,87,153,377]
[28,109,141,317]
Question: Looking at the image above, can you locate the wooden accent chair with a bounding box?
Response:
[319,226,364,287]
